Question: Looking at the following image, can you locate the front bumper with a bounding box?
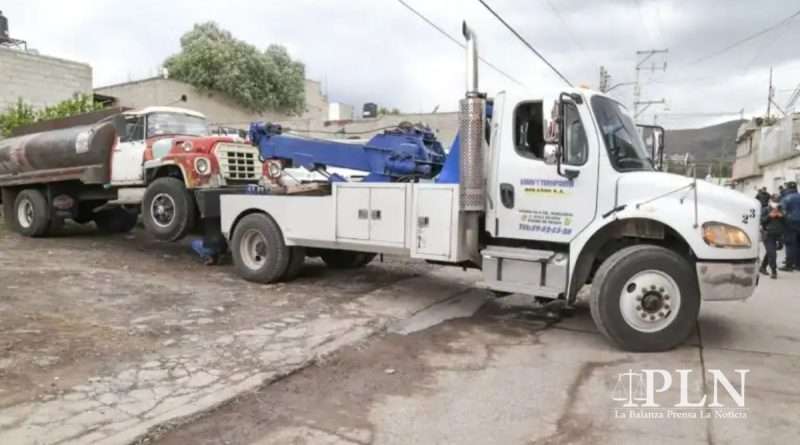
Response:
[696,260,759,301]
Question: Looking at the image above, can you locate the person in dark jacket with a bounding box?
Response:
[760,195,785,279]
[779,182,800,271]
[755,187,771,207]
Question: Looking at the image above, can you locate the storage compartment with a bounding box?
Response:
[336,186,370,240]
[412,185,462,260]
[369,187,406,244]
[335,183,408,247]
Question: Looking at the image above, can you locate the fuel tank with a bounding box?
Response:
[0,122,117,185]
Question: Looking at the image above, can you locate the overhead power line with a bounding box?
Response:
[689,8,800,65]
[394,0,524,87]
[544,0,587,57]
[476,0,573,87]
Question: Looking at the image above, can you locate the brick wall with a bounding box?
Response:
[0,47,92,110]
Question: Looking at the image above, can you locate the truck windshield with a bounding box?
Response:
[591,96,653,171]
[147,113,209,138]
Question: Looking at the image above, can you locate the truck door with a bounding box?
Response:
[111,114,147,184]
[492,95,599,242]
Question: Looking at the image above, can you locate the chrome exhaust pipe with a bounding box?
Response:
[459,22,485,265]
[463,21,479,96]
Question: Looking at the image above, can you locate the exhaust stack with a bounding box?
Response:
[459,22,485,213]
[464,22,479,96]
[459,22,486,264]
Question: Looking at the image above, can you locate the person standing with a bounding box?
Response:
[779,182,800,271]
[756,187,771,207]
[760,195,785,279]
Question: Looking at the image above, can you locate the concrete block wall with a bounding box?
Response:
[0,47,92,111]
[94,77,329,128]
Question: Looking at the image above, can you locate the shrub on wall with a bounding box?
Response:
[0,95,105,137]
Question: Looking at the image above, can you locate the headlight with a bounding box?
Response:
[702,222,751,249]
[194,157,211,175]
[182,141,194,152]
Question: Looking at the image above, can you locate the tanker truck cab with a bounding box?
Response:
[109,107,210,185]
[217,22,759,352]
[0,106,261,240]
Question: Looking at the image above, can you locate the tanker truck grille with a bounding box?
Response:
[216,143,262,182]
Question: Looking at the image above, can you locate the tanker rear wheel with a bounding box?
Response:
[13,189,51,237]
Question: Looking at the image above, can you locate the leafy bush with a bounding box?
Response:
[164,22,306,114]
[0,95,105,137]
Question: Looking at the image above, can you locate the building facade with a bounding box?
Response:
[731,114,800,194]
[0,46,92,111]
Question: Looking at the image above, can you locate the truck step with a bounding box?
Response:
[479,245,568,299]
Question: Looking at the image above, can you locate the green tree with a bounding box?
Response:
[164,22,305,114]
[0,94,104,137]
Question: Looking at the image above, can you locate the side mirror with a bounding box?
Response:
[555,92,582,180]
[637,124,665,171]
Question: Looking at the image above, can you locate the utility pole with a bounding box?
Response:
[634,49,668,121]
[599,66,611,93]
[766,66,773,119]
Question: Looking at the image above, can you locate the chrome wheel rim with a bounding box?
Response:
[240,229,268,271]
[619,269,681,333]
[17,199,34,229]
[151,193,176,228]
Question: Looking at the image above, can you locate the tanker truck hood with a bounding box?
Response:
[613,171,760,261]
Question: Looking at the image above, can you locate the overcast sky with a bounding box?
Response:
[3,0,799,129]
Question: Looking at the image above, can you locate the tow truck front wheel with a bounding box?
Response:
[142,177,196,241]
[231,213,290,284]
[590,245,699,352]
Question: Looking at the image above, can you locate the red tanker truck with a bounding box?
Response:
[0,107,262,240]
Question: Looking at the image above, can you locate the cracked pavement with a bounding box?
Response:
[155,265,800,445]
[0,223,479,444]
[2,222,799,444]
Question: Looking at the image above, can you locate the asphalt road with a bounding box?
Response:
[155,261,800,445]
[1,220,798,444]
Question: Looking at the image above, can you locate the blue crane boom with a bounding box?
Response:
[249,122,450,182]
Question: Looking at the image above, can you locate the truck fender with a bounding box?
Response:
[567,216,696,303]
[144,159,188,186]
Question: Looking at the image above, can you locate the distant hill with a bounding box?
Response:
[664,120,745,162]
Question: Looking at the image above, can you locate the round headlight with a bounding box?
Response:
[267,161,283,179]
[702,222,752,249]
[182,141,194,152]
[194,157,211,175]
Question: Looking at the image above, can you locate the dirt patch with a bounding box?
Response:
[0,222,431,412]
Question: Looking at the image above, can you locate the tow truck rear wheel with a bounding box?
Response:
[231,213,290,284]
[142,177,196,241]
[319,250,376,269]
[13,189,51,237]
[589,244,699,352]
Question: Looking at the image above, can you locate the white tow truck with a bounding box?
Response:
[214,24,760,351]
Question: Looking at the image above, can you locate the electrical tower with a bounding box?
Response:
[633,49,668,122]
